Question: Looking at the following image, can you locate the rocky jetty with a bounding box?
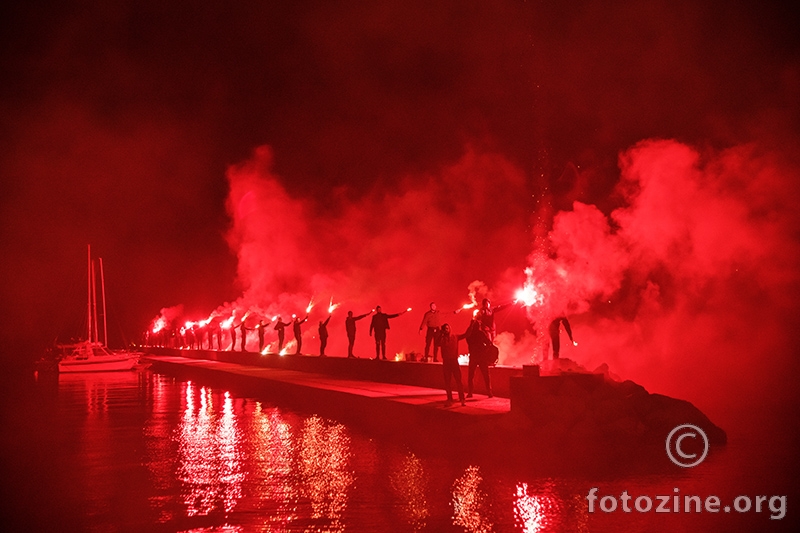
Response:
[510,358,727,449]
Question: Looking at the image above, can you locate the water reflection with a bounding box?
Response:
[249,401,300,529]
[177,383,244,517]
[452,465,494,533]
[389,452,429,531]
[299,415,353,531]
[514,482,552,532]
[513,480,588,533]
[142,375,590,532]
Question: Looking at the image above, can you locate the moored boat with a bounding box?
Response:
[57,341,139,373]
[54,246,140,373]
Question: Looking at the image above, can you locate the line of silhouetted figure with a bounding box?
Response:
[144,298,575,408]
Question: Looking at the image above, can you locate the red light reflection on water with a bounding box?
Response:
[299,415,353,530]
[451,465,493,533]
[514,483,550,532]
[249,405,353,531]
[389,452,430,531]
[177,383,244,517]
[250,401,300,528]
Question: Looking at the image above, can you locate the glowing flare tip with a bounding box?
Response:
[514,285,543,307]
[327,297,339,314]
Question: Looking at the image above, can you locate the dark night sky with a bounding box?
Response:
[1,0,798,421]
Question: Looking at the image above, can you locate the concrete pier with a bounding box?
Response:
[144,347,519,397]
[144,346,727,462]
[144,353,523,456]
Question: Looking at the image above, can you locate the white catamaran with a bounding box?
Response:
[57,246,140,373]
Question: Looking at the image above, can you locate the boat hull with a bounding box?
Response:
[58,353,139,373]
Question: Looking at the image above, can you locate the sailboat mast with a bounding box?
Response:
[99,257,108,346]
[87,245,93,343]
[91,259,99,344]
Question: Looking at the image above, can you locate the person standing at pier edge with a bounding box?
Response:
[345,309,372,357]
[229,322,237,351]
[239,320,250,351]
[318,314,331,356]
[462,319,493,398]
[256,320,266,352]
[292,314,308,355]
[369,306,408,360]
[274,316,292,351]
[438,323,466,406]
[418,302,443,362]
[548,315,575,359]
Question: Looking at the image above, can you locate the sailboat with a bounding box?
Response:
[57,246,140,373]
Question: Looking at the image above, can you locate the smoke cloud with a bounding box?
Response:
[520,139,799,426]
[160,137,799,430]
[165,145,535,357]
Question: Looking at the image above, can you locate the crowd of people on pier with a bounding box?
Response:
[145,298,575,408]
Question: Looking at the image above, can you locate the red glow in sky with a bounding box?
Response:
[1,1,798,433]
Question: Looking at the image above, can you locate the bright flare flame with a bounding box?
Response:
[407,307,412,312]
[151,316,167,334]
[462,303,476,310]
[306,298,314,314]
[279,339,297,356]
[328,297,339,314]
[515,284,543,307]
[221,316,235,329]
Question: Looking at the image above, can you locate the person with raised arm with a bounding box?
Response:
[369,305,408,360]
[292,314,308,355]
[274,316,292,352]
[345,309,373,358]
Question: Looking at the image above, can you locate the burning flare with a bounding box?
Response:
[514,270,544,307]
[328,297,339,314]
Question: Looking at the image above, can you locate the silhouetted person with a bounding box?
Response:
[274,316,292,351]
[292,314,308,355]
[208,321,221,350]
[256,320,266,352]
[463,319,493,398]
[369,306,408,360]
[418,302,443,362]
[345,309,372,358]
[229,322,237,351]
[548,316,574,359]
[186,326,195,349]
[196,325,206,350]
[438,323,465,406]
[475,298,515,341]
[318,315,331,356]
[239,320,249,352]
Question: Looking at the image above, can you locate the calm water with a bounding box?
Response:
[1,368,795,532]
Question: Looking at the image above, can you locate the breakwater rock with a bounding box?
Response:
[511,360,726,452]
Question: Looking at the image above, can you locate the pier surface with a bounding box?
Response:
[145,354,510,417]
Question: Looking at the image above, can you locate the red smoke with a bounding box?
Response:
[155,138,799,429]
[528,139,799,427]
[178,145,534,356]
